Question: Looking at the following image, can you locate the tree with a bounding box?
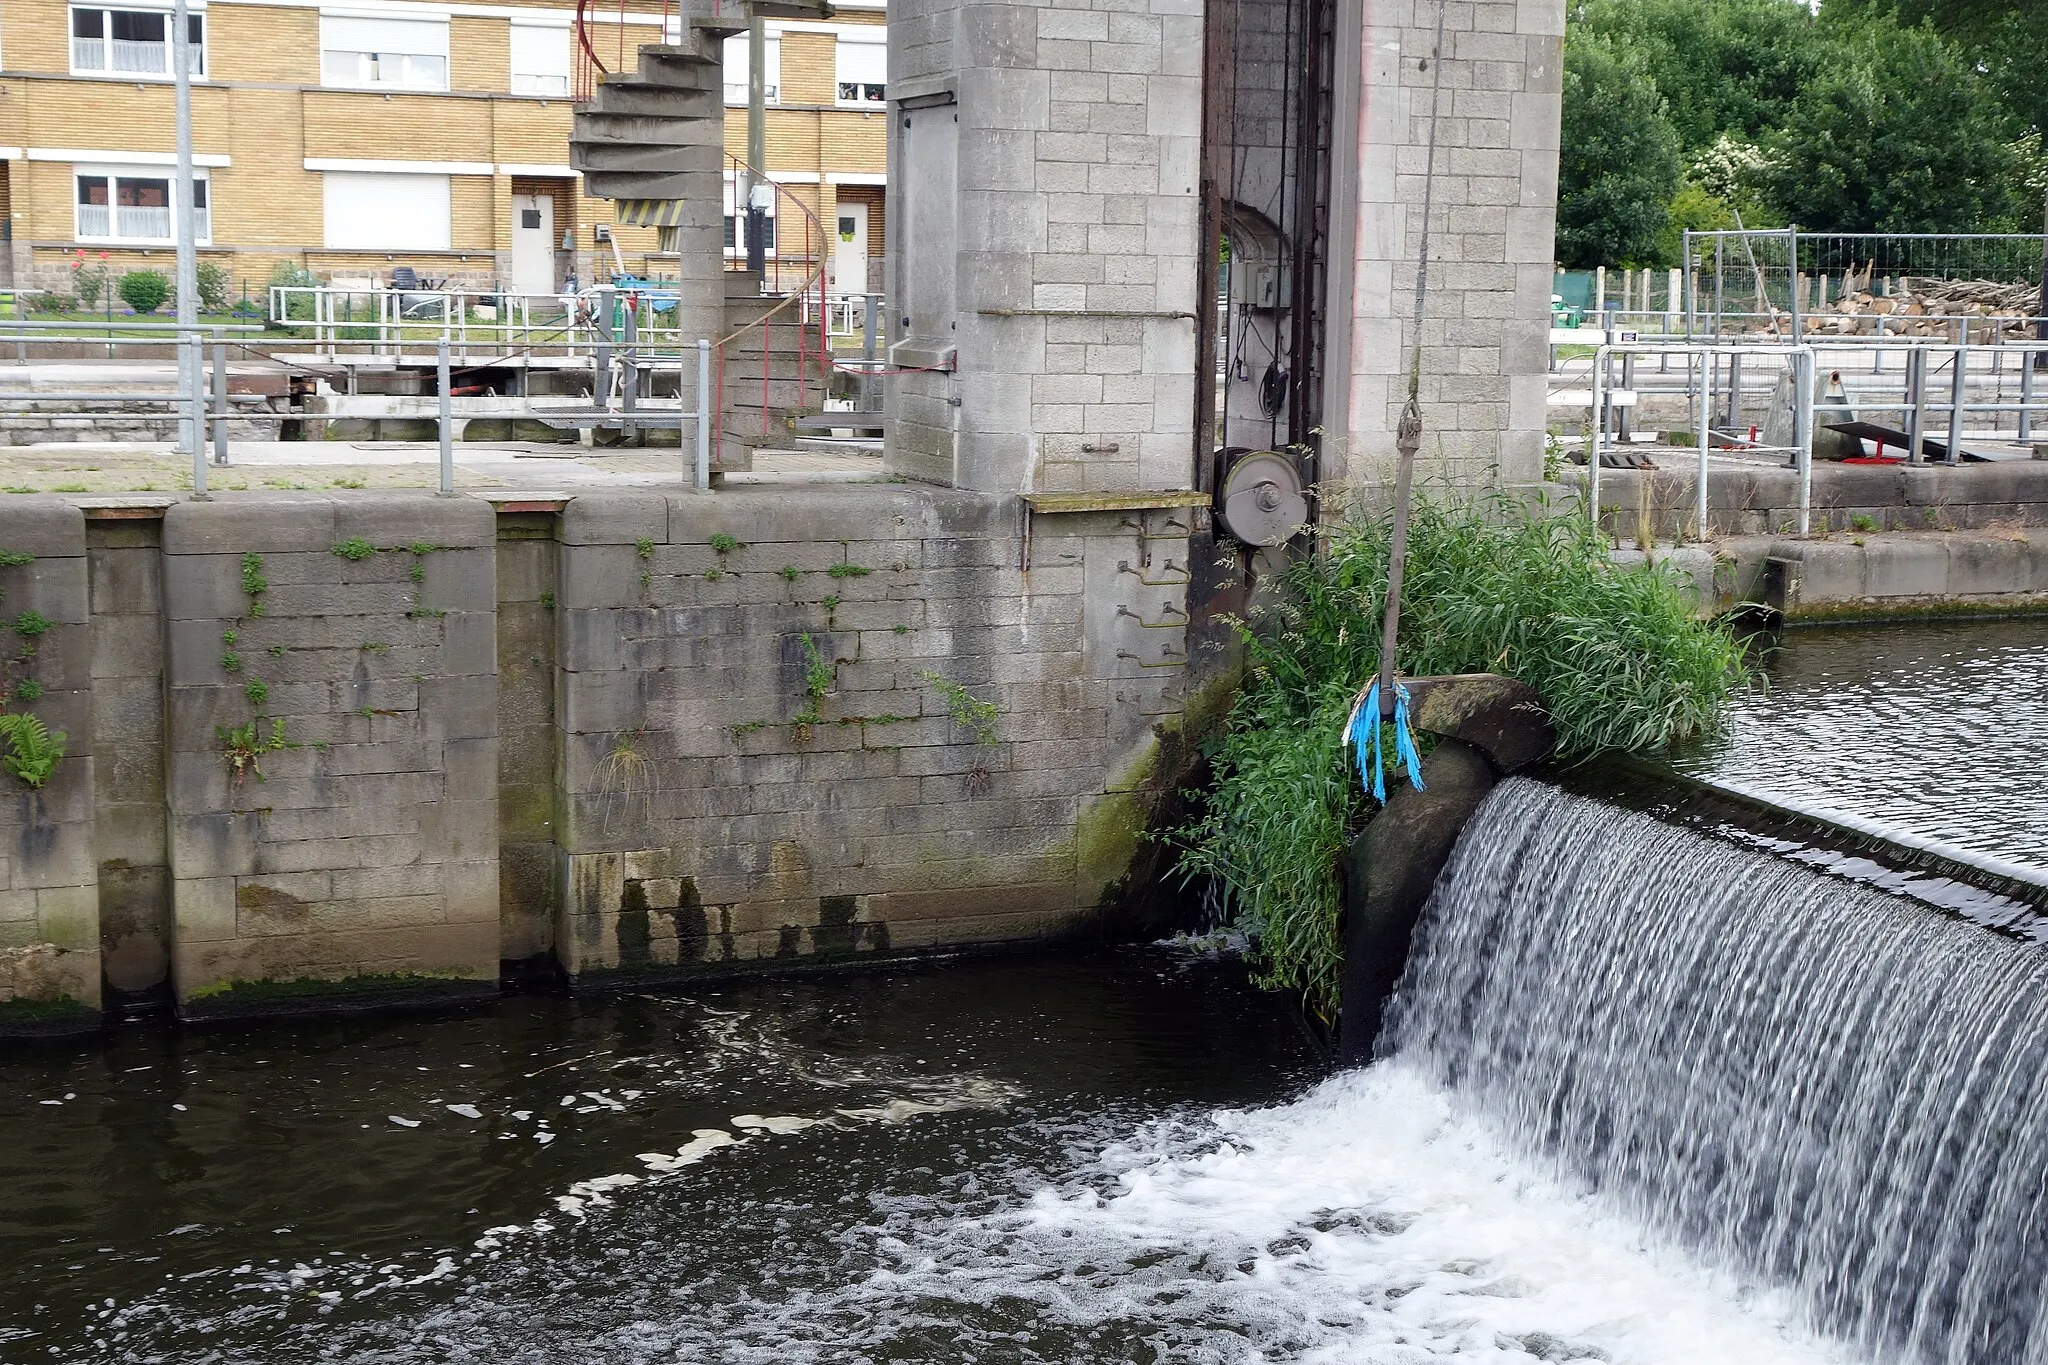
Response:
[1571,0,1823,154]
[1556,39,1683,268]
[1821,0,2048,142]
[1759,20,2026,233]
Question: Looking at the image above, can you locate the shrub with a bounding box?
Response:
[1175,489,1751,1017]
[196,261,232,313]
[30,293,78,315]
[118,269,171,315]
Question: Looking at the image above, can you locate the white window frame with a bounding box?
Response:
[68,3,206,80]
[721,34,779,106]
[833,34,885,107]
[73,164,210,245]
[508,19,570,97]
[319,12,450,93]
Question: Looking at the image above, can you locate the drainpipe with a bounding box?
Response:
[173,0,199,456]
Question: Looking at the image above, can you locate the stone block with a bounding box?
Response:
[0,500,88,558]
[330,492,496,550]
[559,493,669,546]
[163,496,337,556]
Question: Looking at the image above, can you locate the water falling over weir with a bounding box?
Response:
[1387,778,2048,1365]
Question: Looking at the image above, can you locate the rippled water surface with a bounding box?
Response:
[1673,619,2048,870]
[0,949,1850,1364]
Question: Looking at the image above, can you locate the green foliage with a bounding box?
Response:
[539,591,556,610]
[0,550,33,568]
[72,258,110,311]
[239,553,268,615]
[268,644,288,658]
[708,533,740,553]
[1175,492,1750,1017]
[219,651,242,673]
[827,562,872,579]
[919,669,1000,745]
[244,678,269,705]
[703,568,728,582]
[12,679,41,703]
[10,610,52,640]
[635,536,655,560]
[779,564,801,582]
[800,633,834,703]
[1759,20,2030,234]
[1565,0,2040,249]
[407,542,441,557]
[331,537,377,561]
[221,629,239,646]
[217,717,292,785]
[196,261,232,313]
[0,712,65,789]
[1557,39,1683,267]
[118,269,171,315]
[893,624,910,635]
[730,719,769,737]
[1851,513,1879,532]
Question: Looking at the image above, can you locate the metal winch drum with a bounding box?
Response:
[1215,450,1308,547]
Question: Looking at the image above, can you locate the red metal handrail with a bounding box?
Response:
[717,153,831,464]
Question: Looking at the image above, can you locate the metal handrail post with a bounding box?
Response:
[695,337,712,490]
[1794,346,1814,536]
[186,332,208,499]
[2023,341,2037,444]
[1588,344,1607,526]
[1696,349,1712,540]
[210,326,229,465]
[621,303,639,445]
[437,338,454,495]
[595,283,616,412]
[1947,326,1969,466]
[1906,347,1927,464]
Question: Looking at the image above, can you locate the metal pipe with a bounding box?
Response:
[695,337,712,490]
[621,303,639,444]
[1906,348,1927,464]
[211,327,229,465]
[1589,344,1606,524]
[1947,325,1969,465]
[437,339,454,495]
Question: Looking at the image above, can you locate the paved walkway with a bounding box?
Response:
[0,438,888,496]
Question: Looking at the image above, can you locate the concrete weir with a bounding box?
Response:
[0,487,1213,1033]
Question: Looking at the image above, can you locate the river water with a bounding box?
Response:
[2,947,1849,1364]
[1673,618,2048,872]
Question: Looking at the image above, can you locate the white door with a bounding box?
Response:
[510,193,555,295]
[833,200,869,296]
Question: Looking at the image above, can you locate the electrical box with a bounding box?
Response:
[1232,261,1289,312]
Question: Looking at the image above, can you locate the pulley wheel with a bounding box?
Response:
[1217,450,1307,547]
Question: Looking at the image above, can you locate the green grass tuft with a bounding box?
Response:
[1175,490,1751,1018]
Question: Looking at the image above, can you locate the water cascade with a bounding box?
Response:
[1387,778,2048,1364]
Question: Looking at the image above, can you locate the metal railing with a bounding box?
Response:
[268,286,593,352]
[1,327,717,493]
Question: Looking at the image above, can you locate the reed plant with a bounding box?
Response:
[1177,489,1750,1016]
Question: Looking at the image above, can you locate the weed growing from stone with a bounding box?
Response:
[331,537,376,561]
[218,717,292,786]
[709,533,740,554]
[919,670,999,745]
[1175,488,1752,1018]
[13,680,41,703]
[780,564,801,582]
[332,477,367,490]
[793,633,834,738]
[827,562,871,579]
[268,644,288,658]
[539,591,556,610]
[635,537,655,560]
[244,679,269,706]
[222,629,238,646]
[0,551,32,568]
[10,611,51,640]
[730,719,768,737]
[893,624,910,635]
[240,554,268,615]
[595,730,651,834]
[0,713,64,788]
[704,568,727,582]
[219,652,242,673]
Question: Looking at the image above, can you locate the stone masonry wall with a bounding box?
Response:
[551,487,1190,976]
[161,496,501,1012]
[0,502,99,1022]
[886,0,1206,495]
[0,486,1201,1031]
[1336,0,1564,490]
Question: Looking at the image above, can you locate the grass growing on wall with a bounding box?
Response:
[1176,490,1751,1017]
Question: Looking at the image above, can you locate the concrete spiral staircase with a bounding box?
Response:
[569,1,834,468]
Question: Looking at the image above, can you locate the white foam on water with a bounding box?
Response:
[811,1064,1854,1364]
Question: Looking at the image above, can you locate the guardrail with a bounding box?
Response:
[0,328,717,493]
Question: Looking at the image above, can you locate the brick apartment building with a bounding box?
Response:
[0,0,886,299]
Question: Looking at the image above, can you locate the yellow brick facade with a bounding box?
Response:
[0,0,887,296]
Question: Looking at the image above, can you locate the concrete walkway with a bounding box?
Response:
[0,438,888,494]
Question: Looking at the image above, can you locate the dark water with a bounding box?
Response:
[0,942,1856,1365]
[1673,619,2048,872]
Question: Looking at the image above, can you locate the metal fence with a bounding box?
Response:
[1681,230,2048,339]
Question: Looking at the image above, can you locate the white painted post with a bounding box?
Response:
[1595,266,1607,315]
[211,327,229,466]
[695,337,712,490]
[1795,348,1814,535]
[172,0,199,456]
[1696,349,1712,540]
[186,333,208,499]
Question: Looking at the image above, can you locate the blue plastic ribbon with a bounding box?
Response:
[1345,681,1426,804]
